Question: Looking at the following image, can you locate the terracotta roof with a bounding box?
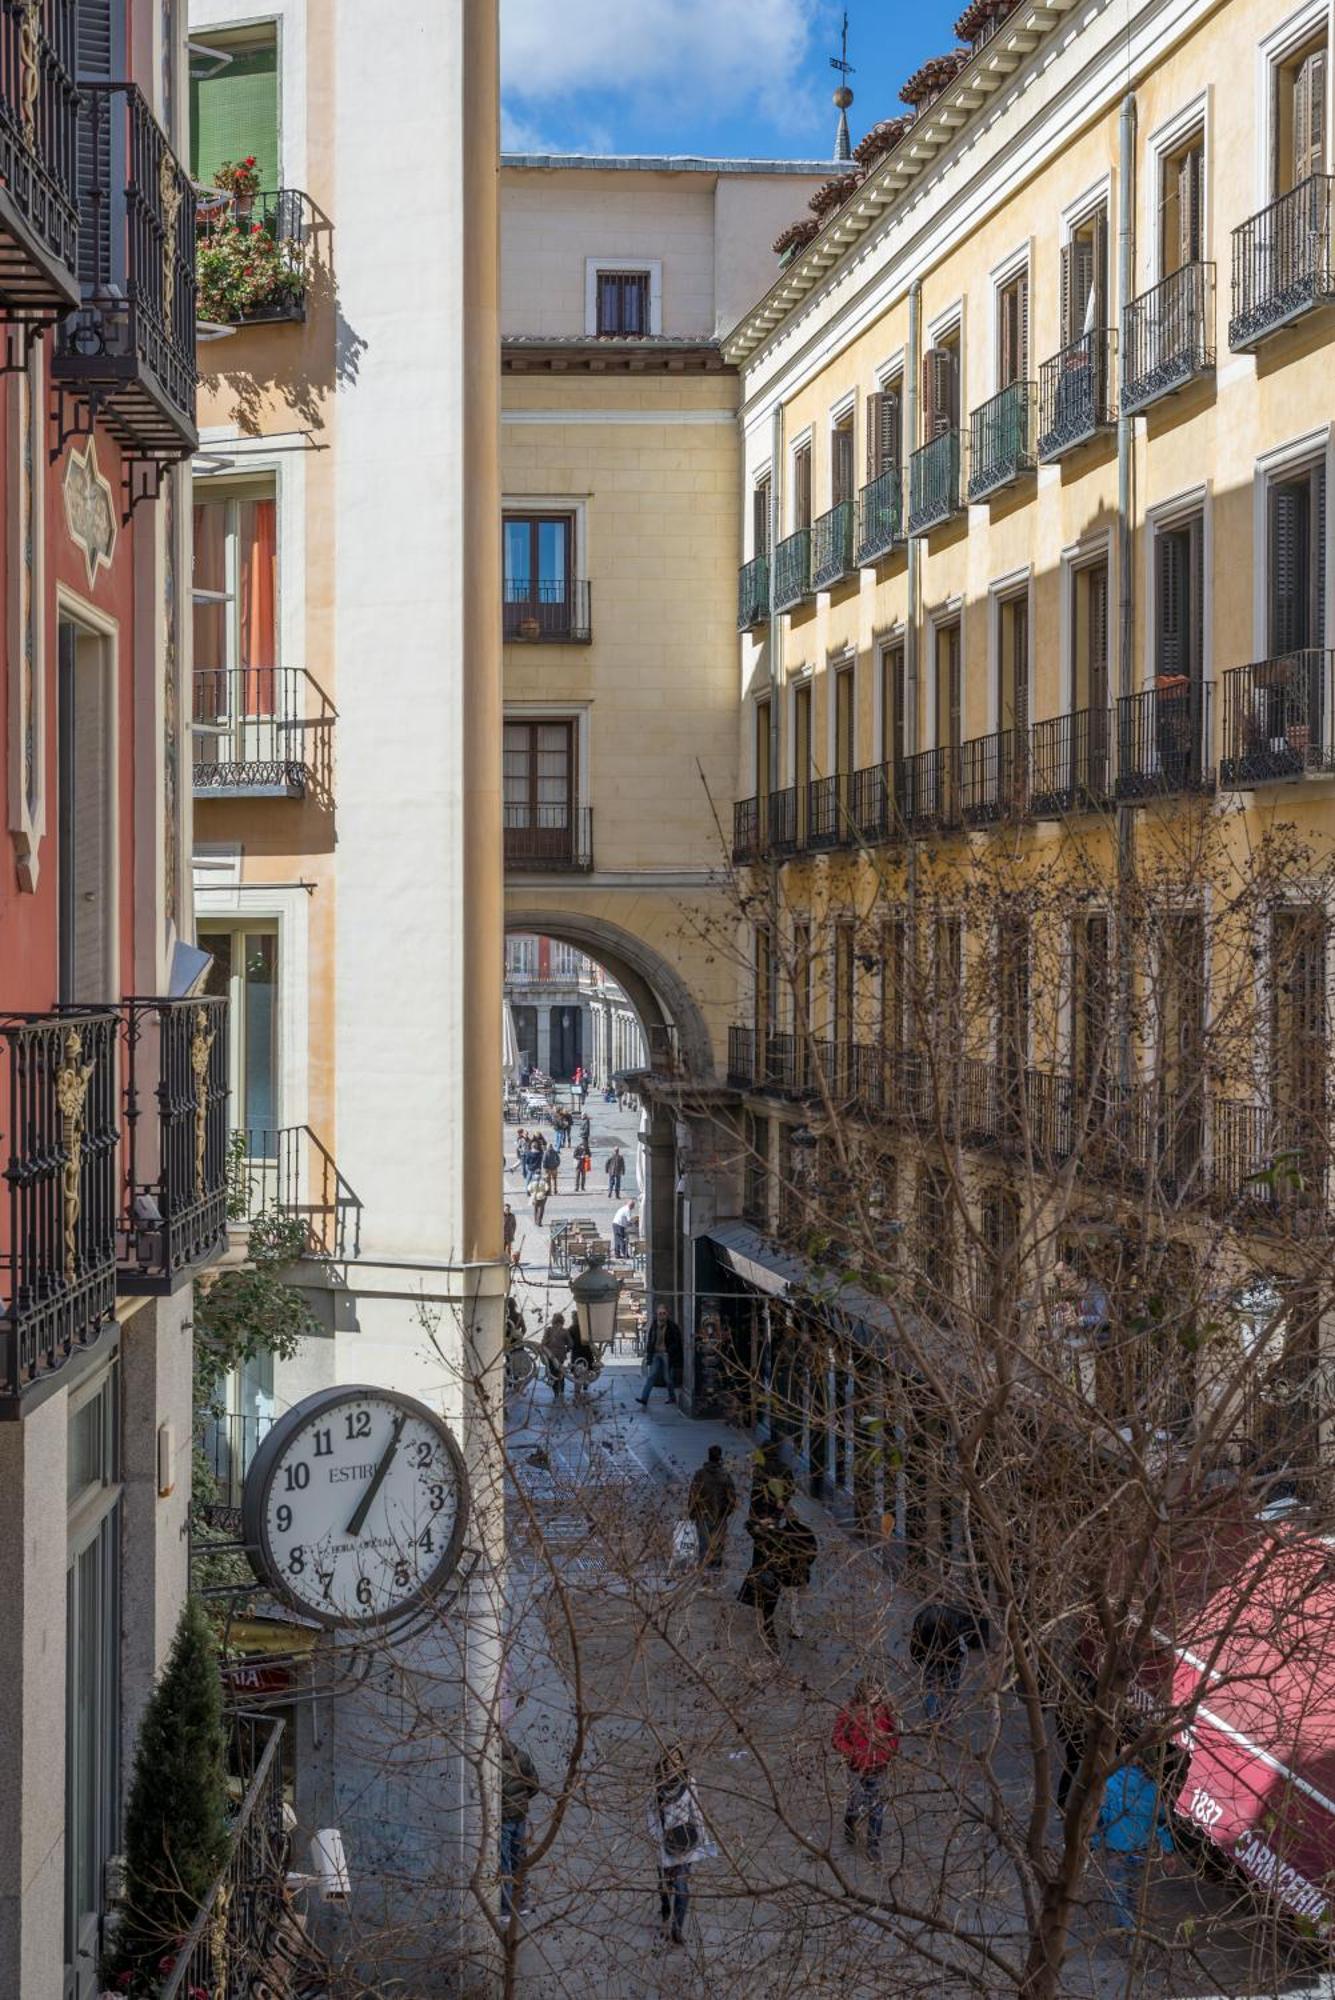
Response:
[900,49,970,105]
[853,115,914,168]
[954,0,1018,43]
[808,171,862,218]
[773,216,820,257]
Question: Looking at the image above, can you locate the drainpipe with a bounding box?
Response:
[1116,92,1137,1090]
[906,281,922,913]
[767,400,783,1049]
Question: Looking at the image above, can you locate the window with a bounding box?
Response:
[833,920,855,1044]
[65,1360,121,2000]
[935,620,962,750]
[792,919,813,1034]
[830,412,855,507]
[200,926,279,1151]
[57,619,114,1006]
[1269,462,1326,654]
[923,337,960,438]
[1161,131,1205,275]
[792,440,813,530]
[997,592,1029,734]
[189,22,279,190]
[506,935,538,976]
[193,485,279,773]
[996,910,1030,1113]
[1073,558,1110,710]
[997,268,1029,386]
[503,513,577,639]
[1061,208,1108,346]
[834,664,855,781]
[595,269,650,336]
[1071,912,1111,1094]
[503,719,576,861]
[753,924,774,1040]
[1158,911,1206,1178]
[1155,515,1204,684]
[793,679,813,796]
[1272,907,1328,1129]
[882,641,908,771]
[882,914,907,1052]
[755,696,772,798]
[934,911,963,1058]
[752,473,771,557]
[864,381,902,482]
[1276,38,1328,193]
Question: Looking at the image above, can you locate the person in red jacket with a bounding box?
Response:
[831,1679,899,1862]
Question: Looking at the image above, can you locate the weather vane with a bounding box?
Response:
[830,10,855,162]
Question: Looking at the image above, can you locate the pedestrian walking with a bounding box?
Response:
[574,1147,590,1192]
[687,1444,737,1568]
[569,1320,597,1404]
[646,1746,714,1947]
[1051,1660,1097,1813]
[530,1179,548,1228]
[606,1146,626,1198]
[636,1302,682,1407]
[739,1498,785,1652]
[579,1114,591,1150]
[767,1504,818,1639]
[541,1312,570,1399]
[499,1736,540,1919]
[612,1197,637,1257]
[1091,1758,1174,1930]
[832,1681,899,1861]
[502,1203,516,1255]
[910,1604,969,1723]
[525,1136,544,1186]
[543,1142,560,1195]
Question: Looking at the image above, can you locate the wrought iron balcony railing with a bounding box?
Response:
[192,666,334,800]
[809,1037,856,1107]
[1115,681,1213,800]
[503,804,593,870]
[0,0,80,344]
[1030,706,1112,816]
[198,1406,273,1509]
[1038,330,1114,459]
[806,773,852,850]
[119,996,229,1294]
[232,1125,363,1261]
[811,499,854,589]
[53,83,197,497]
[195,186,314,325]
[960,727,1028,824]
[763,784,797,856]
[1231,175,1335,352]
[732,795,760,863]
[0,1010,118,1401]
[902,744,963,832]
[1220,651,1335,787]
[851,763,887,842]
[855,467,902,564]
[1121,261,1214,414]
[762,1030,809,1096]
[1211,1096,1330,1216]
[907,429,961,536]
[727,1024,756,1088]
[967,380,1036,501]
[738,553,769,629]
[503,578,592,643]
[773,527,813,611]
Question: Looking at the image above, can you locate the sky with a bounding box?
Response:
[499,0,965,163]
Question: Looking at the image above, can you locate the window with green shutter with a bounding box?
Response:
[190,27,279,190]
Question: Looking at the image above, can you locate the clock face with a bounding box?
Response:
[242,1386,469,1627]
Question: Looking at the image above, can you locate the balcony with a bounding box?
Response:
[1115,681,1213,801]
[851,762,906,844]
[732,795,760,864]
[195,186,314,326]
[773,528,813,612]
[855,467,902,564]
[503,804,593,871]
[967,381,1036,501]
[960,728,1028,825]
[231,1126,363,1261]
[1221,652,1335,787]
[1211,1097,1330,1218]
[810,499,854,589]
[762,1030,808,1095]
[1121,262,1214,415]
[737,552,769,630]
[902,744,962,833]
[0,1010,119,1402]
[1030,706,1112,816]
[503,579,592,644]
[119,997,229,1294]
[727,1025,756,1088]
[0,0,80,351]
[53,84,196,501]
[806,774,851,850]
[907,430,961,535]
[1231,176,1335,352]
[763,785,797,857]
[1038,330,1115,460]
[192,667,334,800]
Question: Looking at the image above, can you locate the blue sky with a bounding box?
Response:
[500,1,964,162]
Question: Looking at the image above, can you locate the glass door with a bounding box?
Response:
[200,926,279,1159]
[503,515,573,639]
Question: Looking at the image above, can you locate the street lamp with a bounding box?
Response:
[570,1248,622,1352]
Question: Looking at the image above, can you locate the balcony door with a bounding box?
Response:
[57,619,114,1006]
[504,720,575,863]
[504,515,574,639]
[199,926,278,1160]
[193,488,279,778]
[1270,463,1326,654]
[64,1363,121,2000]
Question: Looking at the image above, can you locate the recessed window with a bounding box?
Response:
[1268,461,1326,654]
[997,592,1029,733]
[190,23,280,190]
[923,336,960,438]
[865,380,902,480]
[792,440,813,530]
[1276,37,1328,195]
[752,473,771,556]
[1072,558,1110,711]
[830,410,855,508]
[1155,515,1205,683]
[997,268,1029,387]
[595,269,650,336]
[1061,208,1107,346]
[1160,129,1205,275]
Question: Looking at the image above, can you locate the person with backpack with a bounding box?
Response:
[832,1680,899,1862]
[687,1444,737,1569]
[646,1745,714,1947]
[499,1736,540,1918]
[768,1504,818,1640]
[543,1141,560,1194]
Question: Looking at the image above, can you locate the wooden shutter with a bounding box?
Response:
[1059,241,1073,348]
[1066,232,1096,345]
[832,425,854,506]
[1088,562,1109,709]
[1157,528,1186,680]
[1091,209,1108,325]
[1291,50,1327,185]
[794,445,812,529]
[753,477,771,556]
[880,390,901,472]
[926,346,957,436]
[76,0,119,292]
[1178,143,1203,267]
[865,391,884,480]
[1011,599,1029,732]
[1017,271,1029,379]
[1187,514,1205,682]
[1271,478,1309,654]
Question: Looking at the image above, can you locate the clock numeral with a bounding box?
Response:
[317,1570,334,1601]
[345,1409,372,1441]
[409,1440,433,1469]
[312,1427,333,1458]
[275,1504,292,1533]
[356,1577,374,1608]
[287,1546,306,1577]
[428,1483,445,1513]
[283,1462,310,1493]
[394,1560,411,1589]
[417,1526,434,1553]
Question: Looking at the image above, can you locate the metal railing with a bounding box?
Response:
[809,1037,856,1107]
[855,467,902,563]
[1121,261,1214,414]
[120,997,229,1294]
[1115,681,1213,800]
[1220,651,1335,787]
[806,773,851,849]
[810,499,854,588]
[198,1408,274,1508]
[773,528,812,611]
[0,1010,118,1399]
[195,186,313,324]
[503,804,593,870]
[1030,706,1112,815]
[727,1025,756,1087]
[763,785,797,856]
[191,666,334,799]
[960,727,1028,824]
[902,744,962,832]
[1038,329,1114,459]
[0,0,80,322]
[967,380,1036,500]
[502,578,592,643]
[1212,1097,1330,1214]
[232,1126,362,1261]
[732,795,760,864]
[1231,175,1335,351]
[737,553,769,629]
[762,1030,808,1095]
[907,430,961,535]
[852,761,905,843]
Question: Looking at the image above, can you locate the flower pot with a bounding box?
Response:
[234,193,255,227]
[519,616,541,641]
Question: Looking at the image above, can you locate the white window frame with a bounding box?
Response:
[1144,92,1212,283]
[502,700,592,817]
[985,566,1033,733]
[1256,0,1330,205]
[501,493,589,585]
[872,624,908,767]
[584,258,662,337]
[925,597,965,749]
[1058,528,1116,713]
[749,465,772,562]
[190,882,311,1134]
[989,243,1032,395]
[787,426,815,534]
[1143,484,1212,693]
[187,0,304,190]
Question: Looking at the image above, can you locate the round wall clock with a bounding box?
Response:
[242,1386,470,1628]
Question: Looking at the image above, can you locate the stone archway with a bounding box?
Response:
[503,906,714,1078]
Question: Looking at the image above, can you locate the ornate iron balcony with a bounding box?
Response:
[902,744,962,832]
[1231,176,1335,352]
[1030,706,1112,815]
[855,467,902,564]
[1038,330,1114,460]
[967,381,1035,501]
[195,186,314,326]
[1212,1095,1330,1218]
[763,784,797,856]
[53,83,197,506]
[0,0,80,350]
[119,996,229,1294]
[1220,651,1335,786]
[810,499,854,589]
[960,727,1028,824]
[503,804,593,870]
[907,430,960,536]
[229,1125,363,1261]
[503,578,592,643]
[806,773,851,849]
[737,552,769,629]
[192,666,334,800]
[727,1024,756,1088]
[851,762,890,842]
[732,794,760,863]
[1121,262,1214,414]
[773,527,813,611]
[1115,680,1213,800]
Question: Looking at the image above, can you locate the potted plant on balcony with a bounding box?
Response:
[196,214,304,326]
[213,154,261,225]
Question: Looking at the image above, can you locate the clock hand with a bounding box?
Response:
[345,1413,406,1538]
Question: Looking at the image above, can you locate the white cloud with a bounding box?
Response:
[500,0,815,131]
[501,104,614,155]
